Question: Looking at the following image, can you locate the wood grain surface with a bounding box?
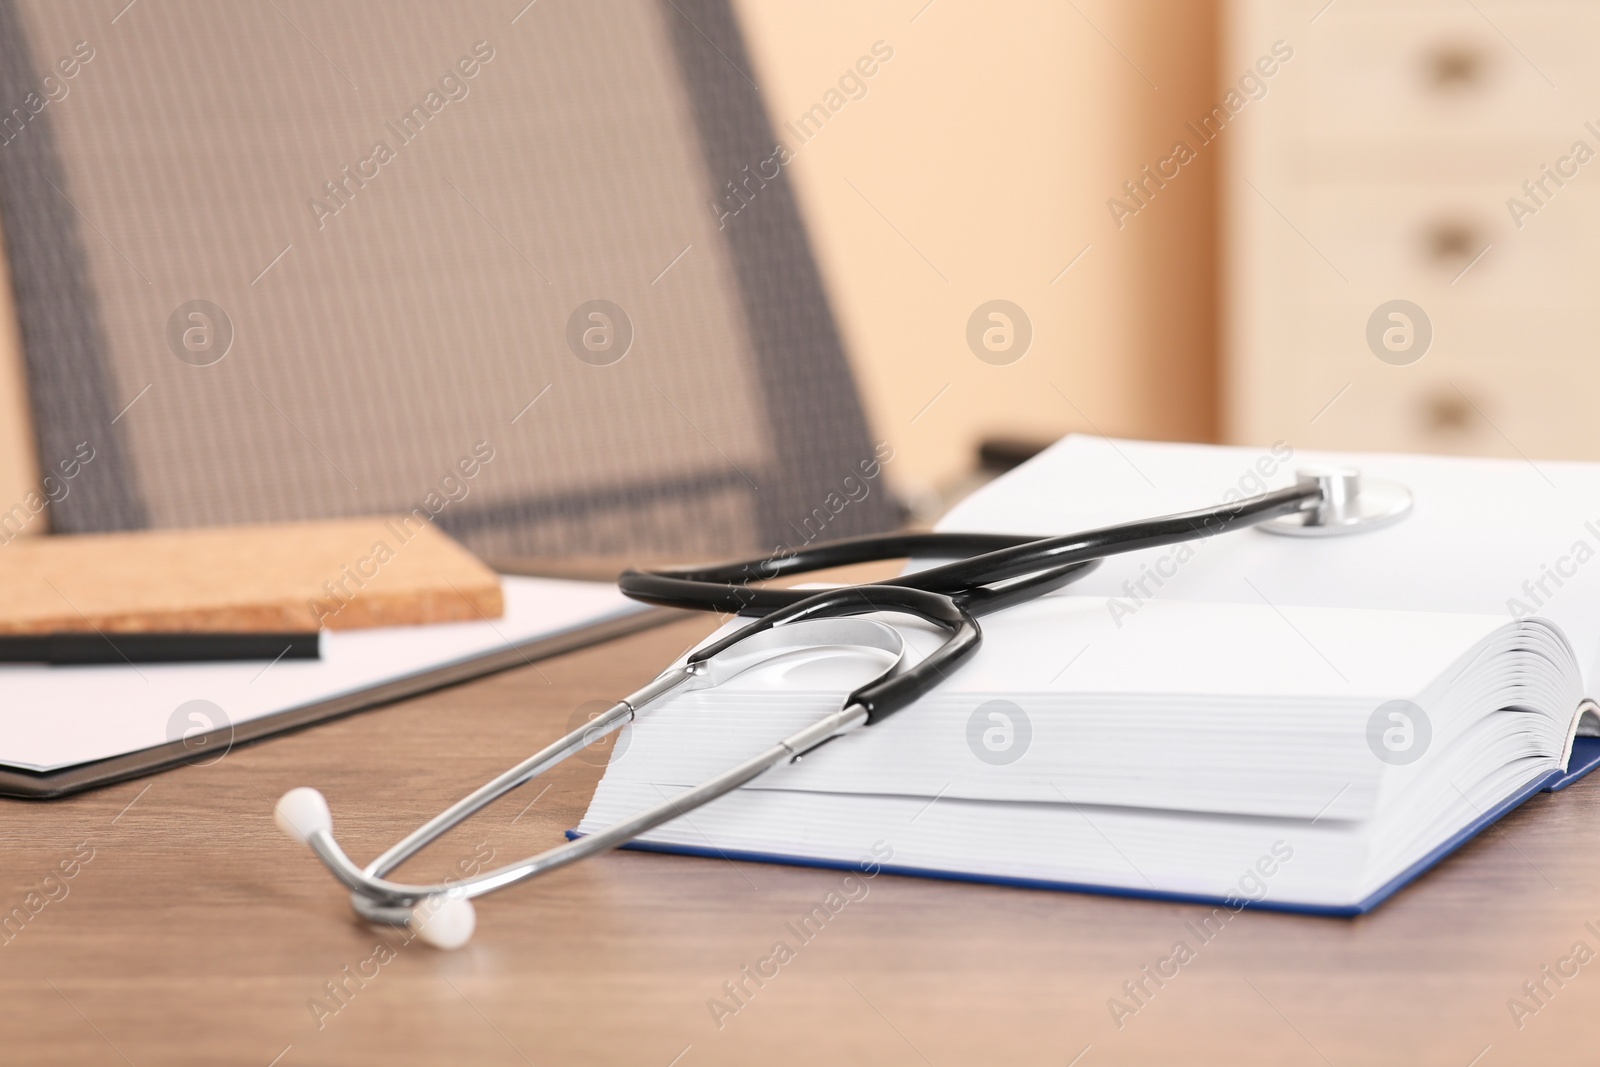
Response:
[2,606,1599,1065]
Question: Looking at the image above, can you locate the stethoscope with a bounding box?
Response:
[274,466,1411,948]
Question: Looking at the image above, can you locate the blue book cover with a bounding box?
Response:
[572,737,1600,916]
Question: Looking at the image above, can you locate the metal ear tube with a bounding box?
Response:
[277,607,956,948]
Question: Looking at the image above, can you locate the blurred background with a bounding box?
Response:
[0,0,1586,554]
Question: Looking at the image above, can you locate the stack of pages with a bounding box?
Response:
[580,437,1600,913]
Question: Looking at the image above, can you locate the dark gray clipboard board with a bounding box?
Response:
[0,576,681,800]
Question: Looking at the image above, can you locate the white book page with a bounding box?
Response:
[935,436,1600,691]
[895,596,1508,700]
[677,595,1510,700]
[608,598,1518,819]
[0,576,644,771]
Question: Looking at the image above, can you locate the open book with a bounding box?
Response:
[579,437,1600,913]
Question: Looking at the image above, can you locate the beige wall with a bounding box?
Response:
[733,0,1221,504]
[0,213,39,527]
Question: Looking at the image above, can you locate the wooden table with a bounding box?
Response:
[3,607,1599,1065]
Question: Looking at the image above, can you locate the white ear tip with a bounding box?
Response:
[274,787,332,844]
[411,896,476,950]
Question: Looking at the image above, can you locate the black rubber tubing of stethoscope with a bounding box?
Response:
[683,583,982,725]
[617,483,1321,619]
[679,567,1091,726]
[620,484,1322,725]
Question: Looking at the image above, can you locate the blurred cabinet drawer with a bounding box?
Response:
[1243,297,1600,454]
[1284,351,1600,459]
[1280,1,1595,144]
[1227,0,1600,461]
[1277,184,1600,308]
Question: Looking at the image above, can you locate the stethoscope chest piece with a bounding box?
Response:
[1257,466,1413,537]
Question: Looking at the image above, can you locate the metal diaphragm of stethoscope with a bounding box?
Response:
[275,466,1411,948]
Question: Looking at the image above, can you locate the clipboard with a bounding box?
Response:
[0,571,679,800]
